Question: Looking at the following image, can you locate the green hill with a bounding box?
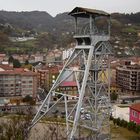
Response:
[0,10,140,57]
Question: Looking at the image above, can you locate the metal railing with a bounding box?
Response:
[75,23,109,36]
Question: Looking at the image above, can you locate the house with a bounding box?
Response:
[0,64,14,71]
[59,81,78,100]
[130,103,140,124]
[35,55,44,62]
[0,54,6,62]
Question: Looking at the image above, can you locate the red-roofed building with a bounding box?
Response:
[14,68,25,72]
[0,54,6,62]
[130,103,140,124]
[59,81,78,100]
[0,64,14,71]
[60,81,77,87]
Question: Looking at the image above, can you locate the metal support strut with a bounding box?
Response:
[29,7,112,140]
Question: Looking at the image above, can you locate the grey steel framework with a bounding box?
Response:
[30,7,112,140]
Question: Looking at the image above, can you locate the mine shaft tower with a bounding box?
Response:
[30,7,112,140]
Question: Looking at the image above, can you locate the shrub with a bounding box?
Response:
[113,118,117,125]
[110,115,113,120]
[127,121,136,131]
[121,119,128,128]
[22,95,36,105]
[134,125,140,134]
[111,116,140,134]
[110,92,118,101]
[116,118,121,126]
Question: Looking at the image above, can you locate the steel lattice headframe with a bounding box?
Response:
[29,7,112,140]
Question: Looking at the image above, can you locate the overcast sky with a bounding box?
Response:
[0,0,140,16]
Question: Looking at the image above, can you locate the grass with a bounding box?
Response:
[111,122,140,140]
[42,117,140,139]
[1,114,140,139]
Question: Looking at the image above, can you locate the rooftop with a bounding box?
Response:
[0,64,14,71]
[60,81,77,87]
[117,64,140,71]
[0,54,6,57]
[69,7,110,18]
[0,70,37,76]
[130,103,140,112]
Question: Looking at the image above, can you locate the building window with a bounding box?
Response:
[66,87,71,90]
[52,75,55,79]
[132,110,138,118]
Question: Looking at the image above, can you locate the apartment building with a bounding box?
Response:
[37,69,48,88]
[116,64,140,94]
[0,70,37,98]
[36,65,61,91]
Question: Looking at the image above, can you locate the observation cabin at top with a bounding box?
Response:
[69,7,111,46]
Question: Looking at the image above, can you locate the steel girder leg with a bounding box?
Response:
[69,46,94,139]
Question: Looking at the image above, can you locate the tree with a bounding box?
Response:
[22,64,32,70]
[0,115,32,140]
[36,32,55,49]
[0,32,11,52]
[22,95,35,105]
[13,59,21,68]
[0,32,10,43]
[25,60,29,65]
[110,92,118,101]
[8,55,14,63]
[23,95,32,102]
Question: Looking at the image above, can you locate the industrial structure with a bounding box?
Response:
[30,7,112,140]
